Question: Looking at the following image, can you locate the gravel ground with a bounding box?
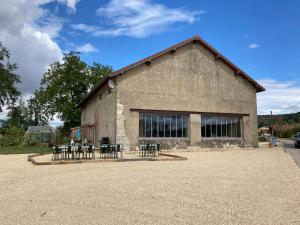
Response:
[0,148,299,225]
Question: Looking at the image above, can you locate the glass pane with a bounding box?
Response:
[145,114,151,137]
[171,115,177,137]
[139,113,145,137]
[183,115,188,137]
[221,117,227,137]
[206,116,212,137]
[227,117,232,137]
[159,115,164,137]
[177,115,183,137]
[211,117,217,137]
[237,118,241,137]
[217,117,222,137]
[152,114,158,137]
[165,115,171,137]
[201,116,206,137]
[232,117,238,138]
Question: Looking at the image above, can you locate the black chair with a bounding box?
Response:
[116,144,123,160]
[100,144,109,159]
[66,145,73,160]
[52,146,62,161]
[100,137,110,145]
[86,145,95,159]
[75,145,83,159]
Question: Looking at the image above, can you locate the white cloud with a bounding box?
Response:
[0,0,80,124]
[72,0,204,38]
[257,79,300,115]
[249,43,260,49]
[0,0,79,95]
[76,43,98,53]
[58,0,80,12]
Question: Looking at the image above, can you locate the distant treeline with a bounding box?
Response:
[258,112,300,128]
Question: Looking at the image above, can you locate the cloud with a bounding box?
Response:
[0,0,80,95]
[0,0,80,124]
[72,0,204,38]
[75,43,98,53]
[257,79,300,115]
[249,43,260,49]
[58,0,80,12]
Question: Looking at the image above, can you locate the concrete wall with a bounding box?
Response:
[115,42,259,150]
[81,85,117,146]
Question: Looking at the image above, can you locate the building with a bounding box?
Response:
[25,126,54,145]
[78,35,265,150]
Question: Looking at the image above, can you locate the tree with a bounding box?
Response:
[0,42,21,112]
[26,92,48,126]
[36,52,112,130]
[5,100,27,128]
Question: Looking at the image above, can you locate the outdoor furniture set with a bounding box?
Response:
[138,143,161,157]
[52,145,95,161]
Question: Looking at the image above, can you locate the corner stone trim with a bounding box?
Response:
[116,98,130,151]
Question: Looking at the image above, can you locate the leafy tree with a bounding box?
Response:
[26,92,48,126]
[36,52,112,130]
[0,42,21,112]
[5,125,25,147]
[5,100,27,128]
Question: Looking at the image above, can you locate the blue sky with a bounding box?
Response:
[1,0,300,123]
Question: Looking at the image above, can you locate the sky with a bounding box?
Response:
[0,0,299,126]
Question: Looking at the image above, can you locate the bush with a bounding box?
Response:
[1,126,25,147]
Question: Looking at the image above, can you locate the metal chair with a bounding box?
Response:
[66,145,73,160]
[75,145,83,159]
[86,145,95,159]
[52,146,62,161]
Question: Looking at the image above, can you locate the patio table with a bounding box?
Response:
[139,144,161,157]
[100,144,123,160]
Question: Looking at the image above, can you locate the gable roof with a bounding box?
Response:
[26,126,53,133]
[78,35,265,107]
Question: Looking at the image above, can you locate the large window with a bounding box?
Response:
[201,115,242,138]
[139,113,188,138]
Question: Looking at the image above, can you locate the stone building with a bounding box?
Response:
[78,35,265,150]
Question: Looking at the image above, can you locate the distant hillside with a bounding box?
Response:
[258,112,300,128]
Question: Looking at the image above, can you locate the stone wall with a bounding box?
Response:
[116,41,259,149]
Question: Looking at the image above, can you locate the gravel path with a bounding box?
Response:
[0,148,299,225]
[283,139,300,168]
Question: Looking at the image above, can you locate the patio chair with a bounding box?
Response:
[116,144,123,160]
[75,145,83,160]
[100,145,109,159]
[66,145,73,160]
[52,146,62,161]
[86,145,95,159]
[100,137,110,145]
[156,144,161,157]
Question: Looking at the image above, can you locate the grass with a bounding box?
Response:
[0,145,52,154]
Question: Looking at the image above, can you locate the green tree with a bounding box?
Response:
[26,92,48,126]
[5,125,25,147]
[5,100,27,128]
[0,42,21,112]
[36,52,112,130]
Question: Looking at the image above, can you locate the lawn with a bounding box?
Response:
[0,145,52,154]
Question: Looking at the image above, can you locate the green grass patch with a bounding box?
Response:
[0,145,52,154]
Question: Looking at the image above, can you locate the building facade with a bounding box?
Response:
[78,36,265,150]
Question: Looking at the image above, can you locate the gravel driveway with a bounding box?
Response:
[0,148,299,225]
[283,139,300,168]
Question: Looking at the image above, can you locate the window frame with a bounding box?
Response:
[139,112,189,139]
[201,114,243,139]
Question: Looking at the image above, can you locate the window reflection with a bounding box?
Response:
[139,113,188,138]
[201,115,242,138]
